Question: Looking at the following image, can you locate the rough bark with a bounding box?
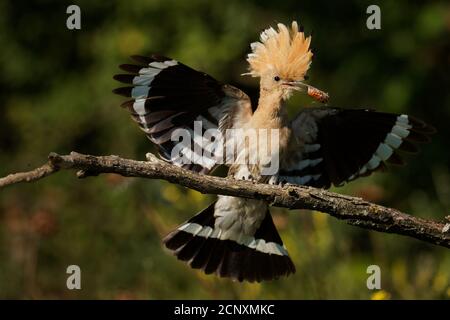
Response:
[1,151,449,248]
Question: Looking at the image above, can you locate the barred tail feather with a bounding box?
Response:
[163,202,295,282]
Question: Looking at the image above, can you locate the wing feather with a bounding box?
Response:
[277,107,435,188]
[113,54,252,173]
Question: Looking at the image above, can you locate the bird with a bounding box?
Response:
[113,21,435,282]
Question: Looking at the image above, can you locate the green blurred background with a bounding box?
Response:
[0,0,449,299]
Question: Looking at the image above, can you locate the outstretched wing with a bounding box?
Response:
[113,54,252,174]
[276,107,435,188]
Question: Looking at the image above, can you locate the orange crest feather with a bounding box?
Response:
[246,21,313,80]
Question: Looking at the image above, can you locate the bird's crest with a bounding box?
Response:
[245,21,313,80]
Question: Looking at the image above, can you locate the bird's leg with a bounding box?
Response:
[229,164,256,181]
[268,174,290,187]
[239,165,254,181]
[145,152,160,162]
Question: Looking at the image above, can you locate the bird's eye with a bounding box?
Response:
[274,76,280,82]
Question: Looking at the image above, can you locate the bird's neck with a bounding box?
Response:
[252,89,288,128]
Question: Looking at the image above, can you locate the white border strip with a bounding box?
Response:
[178,222,289,256]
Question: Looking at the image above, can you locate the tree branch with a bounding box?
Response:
[0,162,59,187]
[1,151,449,248]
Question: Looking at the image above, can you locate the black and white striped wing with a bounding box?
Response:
[113,54,252,174]
[277,107,435,188]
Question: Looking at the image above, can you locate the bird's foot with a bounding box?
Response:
[268,175,288,186]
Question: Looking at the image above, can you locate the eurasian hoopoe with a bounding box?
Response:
[113,21,435,282]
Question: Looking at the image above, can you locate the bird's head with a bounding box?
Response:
[245,21,328,103]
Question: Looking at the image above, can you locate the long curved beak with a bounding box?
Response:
[285,80,329,104]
